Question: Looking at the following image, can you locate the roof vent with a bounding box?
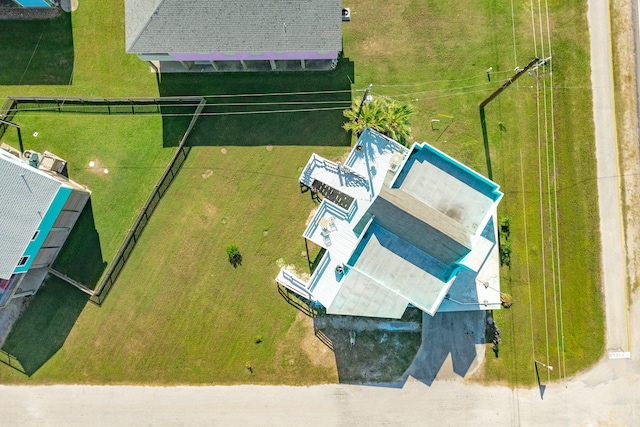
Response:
[342,8,351,22]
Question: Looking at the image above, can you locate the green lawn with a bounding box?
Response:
[338,0,603,384]
[1,113,176,287]
[0,0,603,385]
[0,143,346,383]
[0,2,157,99]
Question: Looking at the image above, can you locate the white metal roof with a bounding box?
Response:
[288,128,503,319]
[0,151,62,280]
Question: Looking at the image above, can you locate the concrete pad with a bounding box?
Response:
[405,310,486,385]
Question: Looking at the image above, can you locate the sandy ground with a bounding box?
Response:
[615,0,640,295]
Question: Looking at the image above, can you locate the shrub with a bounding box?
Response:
[501,293,513,308]
[499,241,512,267]
[226,244,242,267]
[500,215,512,239]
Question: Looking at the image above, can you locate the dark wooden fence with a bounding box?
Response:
[0,96,207,305]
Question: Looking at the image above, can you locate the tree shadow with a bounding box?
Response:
[0,12,74,85]
[0,276,88,376]
[51,199,106,290]
[157,59,355,148]
[228,253,242,268]
[312,308,422,385]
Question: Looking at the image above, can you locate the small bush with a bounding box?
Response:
[500,215,512,239]
[254,335,262,344]
[499,241,512,267]
[226,244,242,267]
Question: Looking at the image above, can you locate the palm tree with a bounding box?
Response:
[383,100,414,145]
[343,97,414,146]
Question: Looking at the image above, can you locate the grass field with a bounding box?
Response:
[0,0,603,385]
[342,0,603,384]
[1,113,176,286]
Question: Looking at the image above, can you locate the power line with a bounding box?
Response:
[530,0,538,57]
[543,0,566,381]
[370,69,516,88]
[521,148,538,385]
[8,105,352,118]
[195,88,359,98]
[510,0,519,68]
[531,33,552,384]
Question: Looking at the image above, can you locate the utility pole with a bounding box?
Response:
[479,57,542,180]
[534,360,553,399]
[357,84,373,118]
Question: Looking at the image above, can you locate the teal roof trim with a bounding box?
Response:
[393,143,503,203]
[15,186,71,273]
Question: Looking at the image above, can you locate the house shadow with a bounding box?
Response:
[403,310,488,386]
[0,198,101,376]
[157,58,355,148]
[312,308,423,385]
[0,276,88,376]
[0,12,74,85]
[51,198,107,290]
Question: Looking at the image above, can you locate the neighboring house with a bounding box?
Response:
[0,144,90,309]
[277,128,503,319]
[10,0,55,7]
[125,0,343,72]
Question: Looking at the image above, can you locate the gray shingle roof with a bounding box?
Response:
[125,0,343,54]
[0,151,62,280]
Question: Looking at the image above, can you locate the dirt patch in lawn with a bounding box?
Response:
[313,309,422,384]
[85,158,111,177]
[295,312,336,369]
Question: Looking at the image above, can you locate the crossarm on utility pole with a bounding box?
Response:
[479,57,540,109]
[478,57,541,180]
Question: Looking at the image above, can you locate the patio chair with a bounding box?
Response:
[328,216,338,231]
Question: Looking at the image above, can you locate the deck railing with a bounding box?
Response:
[276,269,312,300]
